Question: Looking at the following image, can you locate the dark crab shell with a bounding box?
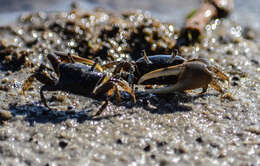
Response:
[56,63,105,97]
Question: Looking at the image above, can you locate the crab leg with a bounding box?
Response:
[114,79,136,103]
[113,85,122,103]
[40,85,59,108]
[93,75,111,95]
[54,51,103,72]
[101,61,121,70]
[142,50,152,64]
[211,66,229,83]
[93,75,136,103]
[21,75,36,94]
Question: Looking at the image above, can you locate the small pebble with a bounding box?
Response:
[143,144,151,152]
[0,110,12,120]
[242,27,256,40]
[1,77,9,84]
[59,140,68,149]
[0,85,10,91]
[246,125,260,135]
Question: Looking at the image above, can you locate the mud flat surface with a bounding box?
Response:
[0,3,260,166]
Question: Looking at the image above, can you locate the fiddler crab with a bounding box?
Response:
[22,52,136,115]
[102,51,229,94]
[22,51,229,115]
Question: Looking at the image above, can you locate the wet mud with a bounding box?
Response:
[0,6,260,166]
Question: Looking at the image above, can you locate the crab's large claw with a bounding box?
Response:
[138,59,229,94]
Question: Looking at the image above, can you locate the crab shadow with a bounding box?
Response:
[9,102,121,125]
[115,91,218,114]
[9,91,218,125]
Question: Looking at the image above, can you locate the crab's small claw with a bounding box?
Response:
[138,59,228,94]
[93,75,136,103]
[21,64,58,95]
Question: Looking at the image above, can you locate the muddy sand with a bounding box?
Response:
[0,5,260,166]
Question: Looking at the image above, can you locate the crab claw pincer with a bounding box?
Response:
[137,59,229,94]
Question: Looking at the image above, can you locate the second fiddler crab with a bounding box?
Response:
[22,51,229,115]
[102,51,229,94]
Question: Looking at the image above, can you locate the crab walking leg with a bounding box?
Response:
[93,75,136,103]
[113,85,122,103]
[101,61,121,70]
[94,101,109,116]
[40,85,60,108]
[211,66,229,83]
[94,86,115,116]
[101,61,135,77]
[94,81,125,116]
[113,62,135,75]
[115,79,136,103]
[21,75,36,94]
[209,80,223,93]
[54,51,103,72]
[93,75,111,95]
[142,50,152,64]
